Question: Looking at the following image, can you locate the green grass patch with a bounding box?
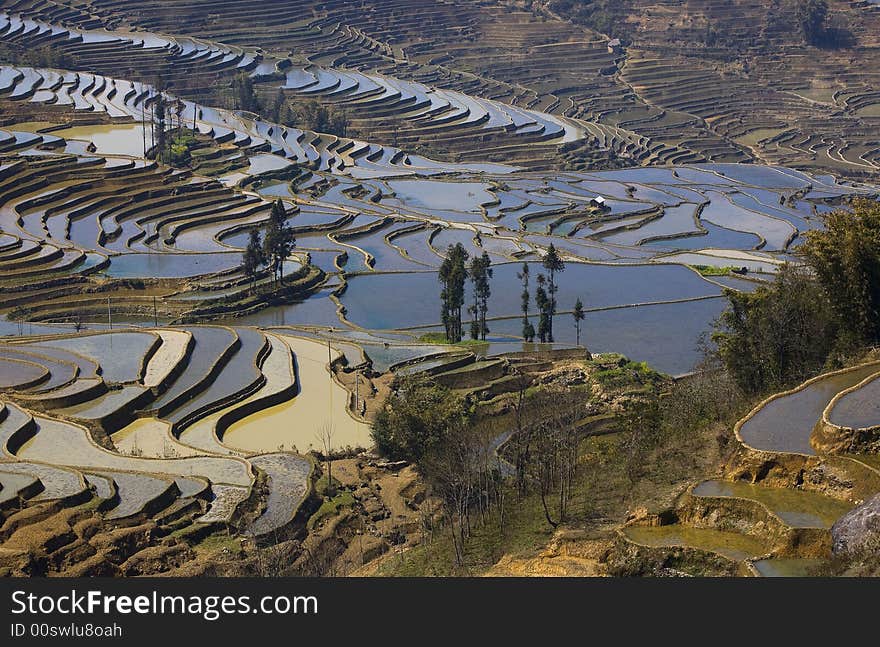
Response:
[418,332,489,348]
[691,264,735,277]
[188,531,241,555]
[307,490,355,531]
[314,473,342,497]
[593,360,664,389]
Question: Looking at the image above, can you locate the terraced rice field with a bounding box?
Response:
[620,360,880,576]
[1,0,880,575]
[692,480,853,528]
[223,336,371,454]
[827,373,880,431]
[738,363,880,454]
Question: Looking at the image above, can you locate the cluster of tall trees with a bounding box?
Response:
[714,198,880,395]
[372,346,744,567]
[787,0,851,48]
[796,0,829,46]
[519,244,576,344]
[549,0,626,39]
[295,100,349,138]
[142,87,194,167]
[266,93,349,137]
[231,73,262,114]
[468,253,493,341]
[440,243,589,347]
[242,199,297,289]
[439,244,494,343]
[439,243,469,343]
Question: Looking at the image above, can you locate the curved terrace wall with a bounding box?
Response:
[814,370,880,454]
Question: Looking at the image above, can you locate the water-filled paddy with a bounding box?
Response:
[361,343,451,373]
[622,524,767,561]
[692,480,852,528]
[17,414,251,485]
[149,326,237,412]
[0,460,84,500]
[0,470,38,504]
[248,453,311,537]
[385,179,494,213]
[739,364,880,454]
[341,262,722,330]
[103,252,241,278]
[223,336,370,453]
[0,357,45,388]
[644,220,762,251]
[601,203,700,246]
[113,417,200,458]
[230,289,342,328]
[751,558,823,577]
[827,373,880,430]
[457,297,727,376]
[35,331,156,383]
[164,327,265,427]
[53,123,148,157]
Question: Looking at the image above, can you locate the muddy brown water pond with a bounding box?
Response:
[622,525,767,562]
[692,480,853,528]
[751,558,823,577]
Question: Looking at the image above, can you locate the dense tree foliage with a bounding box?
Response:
[713,264,836,395]
[468,252,493,340]
[242,229,265,289]
[262,199,296,286]
[714,199,880,394]
[573,298,585,346]
[542,245,565,342]
[371,375,470,463]
[549,0,627,39]
[440,243,469,342]
[796,0,828,46]
[231,73,261,113]
[535,274,551,343]
[518,263,535,342]
[800,198,880,345]
[294,99,349,137]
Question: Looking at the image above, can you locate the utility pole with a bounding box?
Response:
[107,297,112,331]
[141,86,147,158]
[153,295,158,327]
[326,332,333,428]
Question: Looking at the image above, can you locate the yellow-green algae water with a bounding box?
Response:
[622,525,768,561]
[692,480,853,528]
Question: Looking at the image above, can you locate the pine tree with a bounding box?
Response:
[536,274,550,343]
[242,229,264,290]
[439,243,468,343]
[263,200,295,287]
[542,244,565,343]
[468,252,492,340]
[154,94,167,162]
[518,262,531,341]
[573,298,585,346]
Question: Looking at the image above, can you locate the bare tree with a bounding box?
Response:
[316,422,335,496]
